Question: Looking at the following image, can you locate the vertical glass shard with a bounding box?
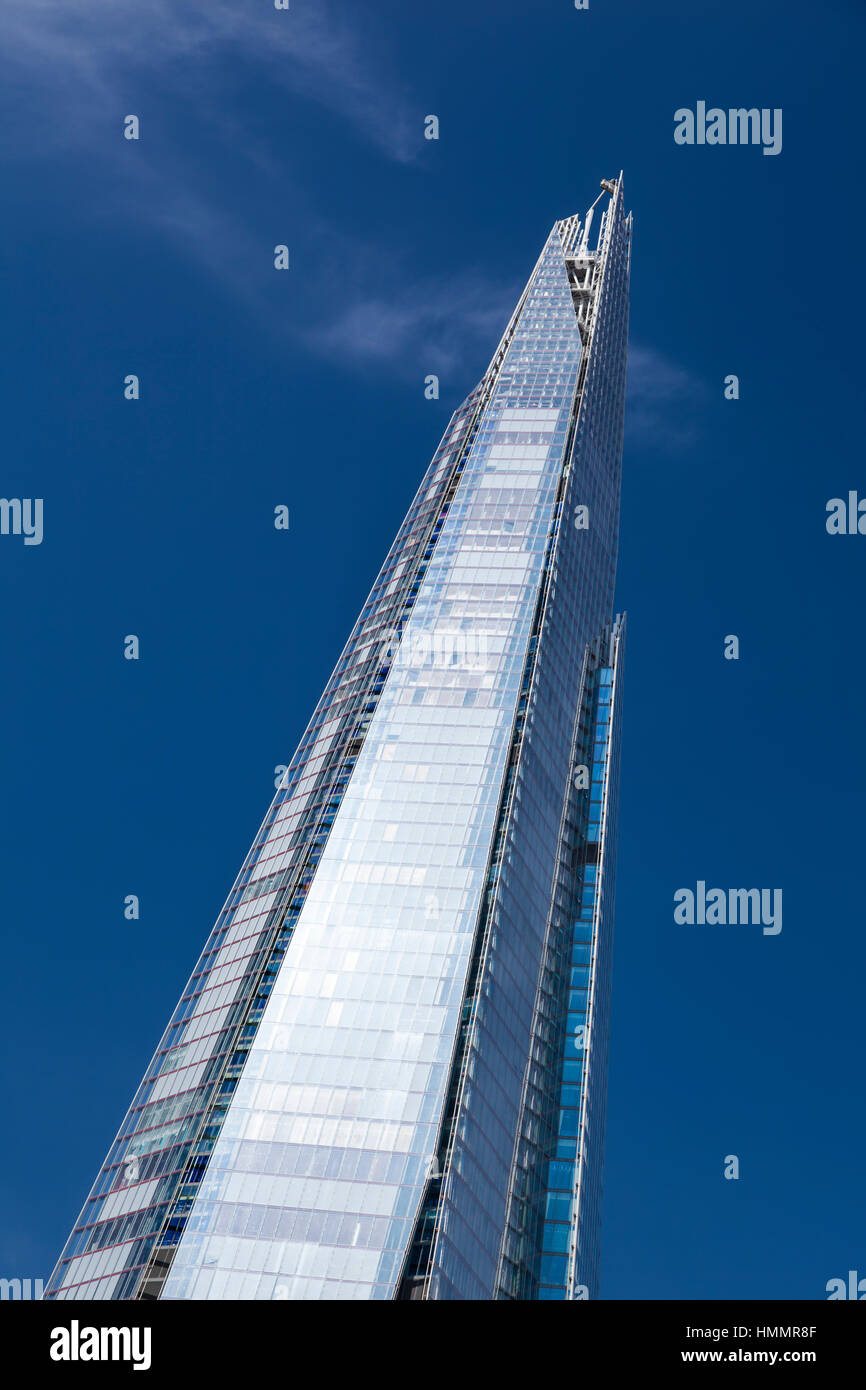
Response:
[45,178,631,1302]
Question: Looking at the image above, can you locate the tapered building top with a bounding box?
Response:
[46,178,631,1302]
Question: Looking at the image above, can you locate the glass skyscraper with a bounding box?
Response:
[46,176,631,1302]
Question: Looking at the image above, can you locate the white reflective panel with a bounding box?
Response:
[163,228,584,1301]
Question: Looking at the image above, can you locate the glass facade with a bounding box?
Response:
[45,176,631,1302]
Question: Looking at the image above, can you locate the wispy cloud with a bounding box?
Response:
[0,0,416,163]
[0,5,603,388]
[83,142,514,383]
[0,1,515,381]
[307,271,519,378]
[626,342,706,450]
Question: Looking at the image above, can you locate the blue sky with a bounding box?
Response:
[1,0,863,1299]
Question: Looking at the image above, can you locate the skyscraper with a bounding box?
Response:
[46,176,631,1302]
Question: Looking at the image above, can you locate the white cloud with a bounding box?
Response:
[626,342,705,450]
[0,0,480,376]
[0,4,623,389]
[0,0,416,162]
[308,271,519,377]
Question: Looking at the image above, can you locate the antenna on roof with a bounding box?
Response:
[579,188,607,255]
